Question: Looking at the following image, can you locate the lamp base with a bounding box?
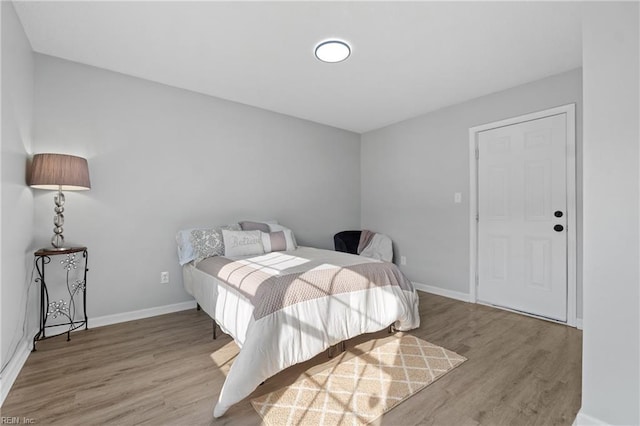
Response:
[51,234,64,248]
[51,189,65,248]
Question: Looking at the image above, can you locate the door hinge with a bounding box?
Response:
[475,147,479,159]
[476,214,479,222]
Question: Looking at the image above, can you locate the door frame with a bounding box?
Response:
[468,104,577,326]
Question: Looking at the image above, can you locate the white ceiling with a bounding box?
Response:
[13,1,583,133]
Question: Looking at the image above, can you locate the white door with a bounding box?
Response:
[477,114,567,321]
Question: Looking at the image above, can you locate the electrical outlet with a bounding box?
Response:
[160,271,169,284]
[400,256,407,266]
[454,192,462,203]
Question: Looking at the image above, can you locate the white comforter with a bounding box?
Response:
[182,246,420,417]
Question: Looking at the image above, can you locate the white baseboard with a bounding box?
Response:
[0,300,197,406]
[412,282,471,303]
[1,336,34,406]
[413,283,584,330]
[89,300,197,329]
[574,410,610,425]
[42,300,198,336]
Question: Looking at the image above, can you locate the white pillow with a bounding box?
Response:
[267,224,298,249]
[176,229,197,265]
[222,230,265,257]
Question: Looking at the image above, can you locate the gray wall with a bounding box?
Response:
[580,2,639,424]
[1,1,36,382]
[32,54,361,318]
[361,69,583,317]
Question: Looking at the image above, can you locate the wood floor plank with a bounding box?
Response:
[1,292,582,425]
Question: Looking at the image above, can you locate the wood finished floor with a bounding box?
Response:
[1,293,582,425]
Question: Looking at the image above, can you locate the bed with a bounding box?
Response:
[181,238,420,417]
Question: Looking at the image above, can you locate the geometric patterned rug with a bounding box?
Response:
[251,335,466,425]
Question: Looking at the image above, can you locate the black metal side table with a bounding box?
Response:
[33,246,89,351]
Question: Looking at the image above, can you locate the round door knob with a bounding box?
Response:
[554,210,563,218]
[554,224,564,232]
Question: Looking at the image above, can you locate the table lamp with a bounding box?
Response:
[29,153,91,249]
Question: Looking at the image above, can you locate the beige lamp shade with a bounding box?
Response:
[29,153,91,190]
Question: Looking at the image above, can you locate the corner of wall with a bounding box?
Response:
[1,0,37,405]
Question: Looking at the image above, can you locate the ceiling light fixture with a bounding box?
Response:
[315,40,351,63]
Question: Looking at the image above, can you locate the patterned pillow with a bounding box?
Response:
[176,223,241,265]
[190,229,223,263]
[190,224,242,264]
